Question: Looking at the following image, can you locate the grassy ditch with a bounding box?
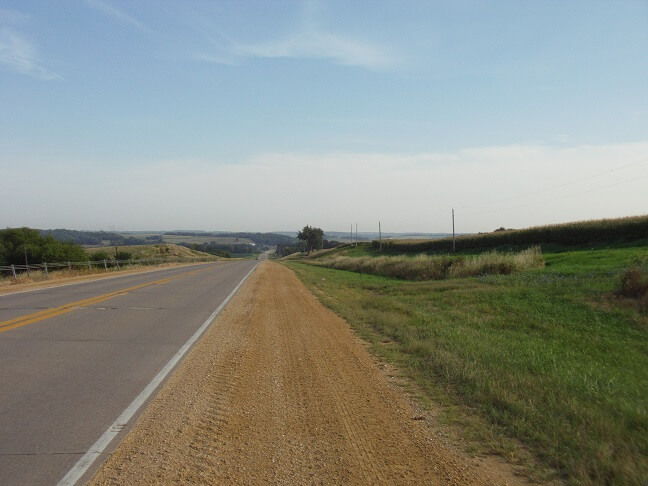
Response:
[285,245,648,484]
[306,247,544,280]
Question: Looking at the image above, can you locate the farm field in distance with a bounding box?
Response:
[81,234,255,247]
[156,234,254,246]
[284,217,648,484]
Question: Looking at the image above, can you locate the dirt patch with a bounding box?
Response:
[90,261,529,485]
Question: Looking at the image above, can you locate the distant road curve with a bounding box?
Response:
[0,260,257,486]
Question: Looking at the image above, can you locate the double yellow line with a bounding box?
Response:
[0,267,208,334]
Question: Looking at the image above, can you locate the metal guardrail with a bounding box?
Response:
[0,256,217,279]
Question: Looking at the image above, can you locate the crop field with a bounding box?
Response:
[285,242,648,484]
[161,235,254,245]
[128,233,254,246]
[376,214,648,254]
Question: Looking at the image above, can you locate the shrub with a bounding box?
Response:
[115,250,132,261]
[619,267,648,298]
[91,251,110,261]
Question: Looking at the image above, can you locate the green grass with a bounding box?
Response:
[285,243,648,484]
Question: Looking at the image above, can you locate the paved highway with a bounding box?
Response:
[0,261,257,485]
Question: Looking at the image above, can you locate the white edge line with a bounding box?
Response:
[56,262,259,486]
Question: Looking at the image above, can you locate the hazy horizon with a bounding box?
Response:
[2,1,647,234]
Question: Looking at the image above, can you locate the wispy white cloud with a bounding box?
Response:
[198,31,397,70]
[191,5,398,71]
[0,8,28,24]
[0,27,62,80]
[236,30,397,70]
[83,0,147,31]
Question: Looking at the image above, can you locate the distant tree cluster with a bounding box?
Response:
[40,229,162,246]
[275,240,307,257]
[274,227,340,257]
[297,226,324,253]
[0,228,87,265]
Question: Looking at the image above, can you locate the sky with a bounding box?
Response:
[1,0,647,234]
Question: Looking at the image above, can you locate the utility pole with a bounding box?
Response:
[452,208,456,253]
[24,245,29,274]
[355,223,358,247]
[379,221,382,251]
[351,224,353,246]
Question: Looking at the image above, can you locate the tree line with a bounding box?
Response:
[40,229,162,246]
[0,228,87,266]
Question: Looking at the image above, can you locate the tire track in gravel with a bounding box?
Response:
[90,261,529,485]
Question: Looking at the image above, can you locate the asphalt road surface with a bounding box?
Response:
[0,261,257,486]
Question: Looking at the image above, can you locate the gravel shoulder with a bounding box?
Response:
[90,261,528,485]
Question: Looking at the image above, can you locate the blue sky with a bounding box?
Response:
[1,1,647,233]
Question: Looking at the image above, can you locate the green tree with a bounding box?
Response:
[297,225,324,254]
[0,227,87,266]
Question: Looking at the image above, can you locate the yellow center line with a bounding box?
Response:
[0,267,212,334]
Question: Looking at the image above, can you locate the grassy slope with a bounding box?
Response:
[285,243,648,484]
[85,243,215,260]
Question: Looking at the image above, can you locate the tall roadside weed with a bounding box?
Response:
[308,247,544,280]
[618,256,648,311]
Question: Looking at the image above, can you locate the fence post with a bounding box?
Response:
[115,260,120,270]
[87,261,91,272]
[44,262,49,278]
[11,264,16,279]
[103,259,108,271]
[67,261,71,271]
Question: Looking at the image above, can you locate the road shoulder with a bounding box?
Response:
[90,261,529,484]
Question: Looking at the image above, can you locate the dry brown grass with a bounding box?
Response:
[307,247,544,281]
[618,263,648,312]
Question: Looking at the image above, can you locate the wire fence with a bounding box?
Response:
[0,256,218,280]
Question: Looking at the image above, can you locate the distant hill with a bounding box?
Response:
[164,231,297,247]
[40,229,162,246]
[40,229,296,248]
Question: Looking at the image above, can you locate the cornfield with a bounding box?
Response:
[373,215,648,253]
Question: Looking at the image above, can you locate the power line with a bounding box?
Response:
[458,155,648,209]
[462,172,648,217]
